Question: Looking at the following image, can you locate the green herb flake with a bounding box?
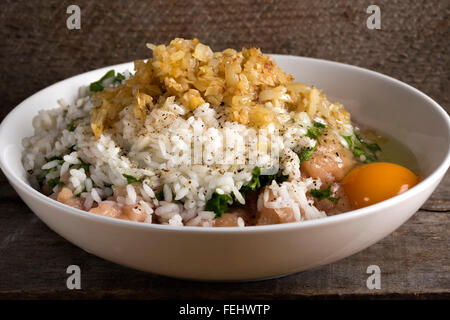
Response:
[205,192,233,218]
[275,172,289,184]
[155,190,164,201]
[44,155,63,162]
[89,70,116,92]
[343,136,353,149]
[75,187,87,197]
[365,142,381,153]
[309,185,339,203]
[352,146,365,157]
[79,163,90,174]
[247,167,262,191]
[259,170,289,187]
[298,146,317,162]
[68,122,76,132]
[89,82,104,92]
[354,133,364,143]
[75,159,91,174]
[47,177,61,188]
[305,122,327,141]
[45,165,62,174]
[353,145,375,163]
[305,127,321,140]
[122,174,139,184]
[240,167,289,197]
[114,72,125,83]
[343,132,381,164]
[313,121,326,129]
[239,167,260,196]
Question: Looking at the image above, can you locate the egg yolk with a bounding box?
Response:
[341,162,419,209]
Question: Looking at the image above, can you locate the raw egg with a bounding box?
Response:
[341,162,419,209]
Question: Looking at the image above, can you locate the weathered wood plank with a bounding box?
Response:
[0,0,448,299]
[0,0,448,120]
[421,170,450,212]
[0,196,448,298]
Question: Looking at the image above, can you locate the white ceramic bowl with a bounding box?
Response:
[1,56,449,281]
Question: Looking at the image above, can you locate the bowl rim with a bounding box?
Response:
[1,55,449,234]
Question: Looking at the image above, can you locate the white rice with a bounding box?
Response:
[21,80,342,227]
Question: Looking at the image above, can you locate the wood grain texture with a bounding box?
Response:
[0,174,448,299]
[421,170,450,212]
[0,0,448,118]
[0,0,448,299]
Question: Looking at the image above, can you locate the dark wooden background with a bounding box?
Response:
[0,0,448,299]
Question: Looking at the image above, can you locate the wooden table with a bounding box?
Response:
[0,0,448,299]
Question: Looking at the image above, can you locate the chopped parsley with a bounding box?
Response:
[343,135,353,149]
[305,122,327,142]
[68,122,76,132]
[89,70,116,92]
[122,174,140,184]
[114,72,126,83]
[243,167,262,191]
[44,155,63,162]
[75,187,87,197]
[239,167,288,197]
[352,146,370,159]
[205,192,233,218]
[155,190,164,201]
[79,159,90,174]
[310,185,339,203]
[47,177,64,188]
[207,166,290,218]
[298,146,317,162]
[313,121,326,129]
[69,145,78,152]
[355,133,381,152]
[259,170,289,187]
[89,70,126,92]
[44,164,61,174]
[343,132,381,163]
